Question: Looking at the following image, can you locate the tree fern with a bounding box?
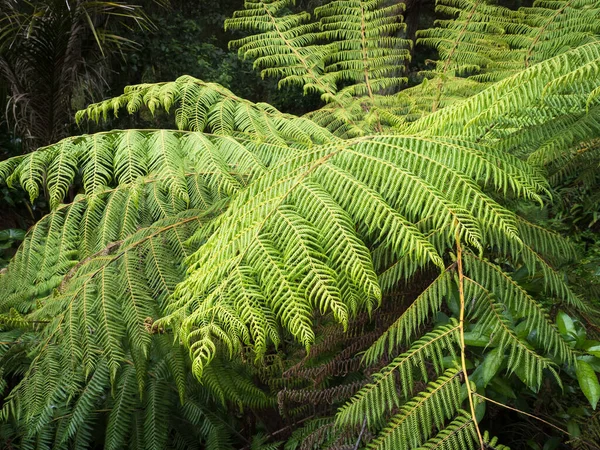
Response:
[0,0,598,448]
[311,0,410,97]
[226,0,410,100]
[76,76,336,145]
[403,0,600,116]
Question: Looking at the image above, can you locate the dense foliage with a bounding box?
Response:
[0,0,599,449]
[0,0,153,151]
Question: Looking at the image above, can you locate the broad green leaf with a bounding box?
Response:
[488,377,517,399]
[576,360,600,409]
[472,347,504,388]
[463,332,491,347]
[567,420,581,438]
[577,355,600,372]
[0,229,26,241]
[584,341,600,358]
[556,311,576,342]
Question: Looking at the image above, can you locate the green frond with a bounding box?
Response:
[96,265,128,378]
[364,270,453,366]
[367,369,462,450]
[1,3,596,446]
[0,128,274,209]
[225,0,335,96]
[0,186,213,315]
[506,106,599,160]
[56,360,110,445]
[336,322,460,429]
[270,205,347,324]
[315,163,444,274]
[464,275,561,390]
[314,0,410,97]
[146,130,190,204]
[81,134,115,200]
[305,93,423,137]
[408,42,600,137]
[6,150,49,203]
[202,353,272,409]
[408,0,600,116]
[177,397,235,450]
[227,0,410,105]
[105,364,138,450]
[415,0,518,112]
[160,129,551,379]
[143,378,170,450]
[0,209,208,425]
[516,216,578,264]
[518,242,589,311]
[47,140,80,209]
[226,0,337,98]
[464,253,576,365]
[76,76,336,145]
[518,0,600,66]
[413,410,478,450]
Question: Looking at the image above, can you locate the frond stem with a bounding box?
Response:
[353,417,368,450]
[260,2,336,100]
[524,0,574,67]
[432,0,482,112]
[359,2,375,102]
[455,226,484,449]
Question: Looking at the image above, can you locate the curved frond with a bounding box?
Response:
[336,322,460,429]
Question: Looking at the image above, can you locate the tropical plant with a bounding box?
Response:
[0,0,599,449]
[0,0,150,152]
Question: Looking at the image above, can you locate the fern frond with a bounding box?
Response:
[0,129,266,208]
[367,369,462,450]
[76,76,336,145]
[336,322,460,429]
[516,216,578,264]
[105,364,138,450]
[1,5,596,445]
[56,360,110,445]
[226,0,335,96]
[519,242,589,311]
[547,138,600,184]
[409,0,600,117]
[464,275,561,390]
[227,0,410,104]
[408,42,600,138]
[464,253,576,365]
[314,0,410,97]
[161,130,551,379]
[0,209,208,423]
[363,270,453,366]
[203,352,273,409]
[413,409,478,450]
[143,377,170,450]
